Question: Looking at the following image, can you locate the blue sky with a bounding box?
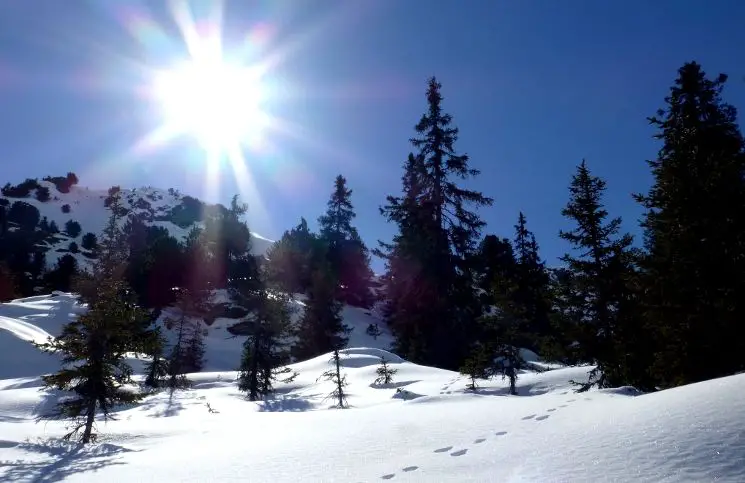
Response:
[1,1,744,272]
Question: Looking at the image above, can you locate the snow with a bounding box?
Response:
[0,183,274,269]
[1,295,744,481]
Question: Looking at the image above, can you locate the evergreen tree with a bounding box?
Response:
[292,256,350,361]
[144,327,169,389]
[318,175,374,308]
[264,218,316,294]
[35,194,158,443]
[635,62,745,387]
[558,160,650,390]
[0,262,17,302]
[365,323,382,340]
[459,343,490,391]
[320,349,349,408]
[379,78,493,370]
[237,290,298,401]
[165,287,207,390]
[373,357,398,386]
[65,219,82,238]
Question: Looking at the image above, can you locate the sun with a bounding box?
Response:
[151,58,268,152]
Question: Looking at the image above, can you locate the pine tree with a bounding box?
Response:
[265,218,317,294]
[373,357,398,386]
[365,323,382,340]
[558,160,649,391]
[318,175,374,308]
[35,193,158,443]
[292,256,350,361]
[237,290,298,401]
[144,327,169,389]
[459,343,490,391]
[165,287,207,391]
[320,349,348,408]
[635,62,745,387]
[379,78,493,370]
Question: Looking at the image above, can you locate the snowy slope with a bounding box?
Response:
[0,293,394,379]
[0,181,274,268]
[1,344,744,482]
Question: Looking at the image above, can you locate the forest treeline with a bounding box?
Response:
[1,61,744,441]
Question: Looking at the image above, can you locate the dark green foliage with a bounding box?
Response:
[318,174,375,308]
[459,343,490,391]
[635,62,745,388]
[292,259,350,361]
[144,327,169,389]
[35,193,159,444]
[68,242,79,254]
[44,172,78,194]
[35,186,50,202]
[168,195,204,228]
[81,232,98,251]
[2,178,40,197]
[365,322,382,340]
[320,349,349,408]
[49,220,59,234]
[264,218,317,294]
[7,201,40,231]
[165,287,208,390]
[379,77,492,370]
[0,262,17,301]
[44,254,78,293]
[557,160,652,391]
[373,357,398,386]
[65,219,82,238]
[61,204,71,213]
[237,290,298,401]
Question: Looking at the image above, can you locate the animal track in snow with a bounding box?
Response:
[547,408,556,412]
[451,449,468,457]
[521,414,536,420]
[434,446,453,453]
[495,431,508,436]
[567,399,576,402]
[559,404,568,408]
[535,415,550,421]
[473,438,486,444]
[381,474,395,480]
[402,466,418,472]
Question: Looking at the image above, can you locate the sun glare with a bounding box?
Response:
[151,59,267,152]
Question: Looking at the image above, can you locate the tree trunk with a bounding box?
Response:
[82,400,96,444]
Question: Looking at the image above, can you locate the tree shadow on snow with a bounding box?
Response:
[256,393,319,412]
[138,392,187,418]
[0,439,135,482]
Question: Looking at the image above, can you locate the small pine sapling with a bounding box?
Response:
[319,349,349,408]
[460,345,491,391]
[373,357,398,386]
[365,322,382,340]
[143,328,169,390]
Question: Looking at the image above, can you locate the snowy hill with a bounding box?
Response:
[0,179,275,269]
[1,296,745,481]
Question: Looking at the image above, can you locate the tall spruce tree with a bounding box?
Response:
[559,160,650,390]
[635,62,745,387]
[318,174,374,308]
[36,193,158,443]
[379,77,493,369]
[237,290,297,401]
[165,287,208,391]
[292,253,350,361]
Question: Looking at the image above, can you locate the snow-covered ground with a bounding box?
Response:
[1,294,744,482]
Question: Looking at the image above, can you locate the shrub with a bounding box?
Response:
[65,220,82,238]
[61,204,71,213]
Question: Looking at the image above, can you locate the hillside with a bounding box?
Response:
[0,177,274,269]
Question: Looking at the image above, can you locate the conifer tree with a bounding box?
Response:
[365,322,382,340]
[635,62,745,387]
[318,174,374,308]
[558,160,649,390]
[292,255,350,361]
[144,327,169,389]
[320,349,349,408]
[35,193,158,443]
[237,290,298,401]
[265,218,317,294]
[459,343,490,391]
[373,357,398,386]
[165,287,208,390]
[379,78,493,369]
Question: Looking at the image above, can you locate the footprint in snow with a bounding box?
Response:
[381,474,395,480]
[434,446,453,453]
[521,414,536,420]
[559,404,568,408]
[535,415,550,421]
[451,449,468,457]
[567,399,576,402]
[547,408,556,412]
[473,438,486,444]
[495,431,508,436]
[402,466,418,472]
